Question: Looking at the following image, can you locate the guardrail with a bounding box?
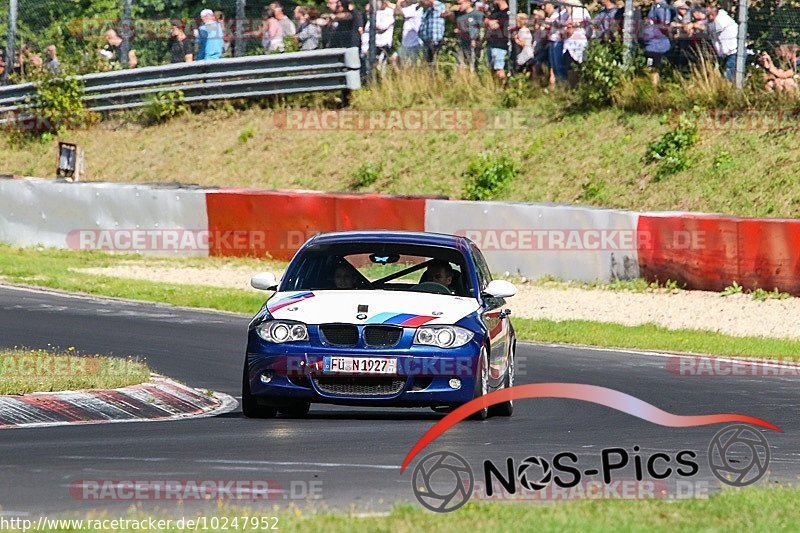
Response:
[0,48,361,117]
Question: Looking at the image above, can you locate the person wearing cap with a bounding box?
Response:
[592,0,620,42]
[445,0,484,71]
[197,8,224,60]
[642,0,672,85]
[670,0,692,69]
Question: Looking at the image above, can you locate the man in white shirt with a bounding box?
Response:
[707,6,738,81]
[362,0,396,63]
[395,0,422,64]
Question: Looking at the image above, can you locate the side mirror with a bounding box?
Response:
[483,280,517,299]
[251,272,278,291]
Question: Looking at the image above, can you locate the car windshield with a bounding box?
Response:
[280,241,474,297]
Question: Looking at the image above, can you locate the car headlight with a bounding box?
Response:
[256,321,309,343]
[413,326,473,348]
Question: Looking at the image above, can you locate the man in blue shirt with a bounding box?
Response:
[197,9,224,60]
[418,0,445,63]
[643,0,671,85]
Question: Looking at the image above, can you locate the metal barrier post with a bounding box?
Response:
[235,0,246,58]
[3,0,18,85]
[735,0,748,90]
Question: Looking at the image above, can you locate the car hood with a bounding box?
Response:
[266,290,480,326]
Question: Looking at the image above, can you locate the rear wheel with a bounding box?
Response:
[468,346,490,420]
[241,361,277,419]
[278,402,311,418]
[489,341,514,417]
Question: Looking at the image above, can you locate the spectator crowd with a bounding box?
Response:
[2,1,798,93]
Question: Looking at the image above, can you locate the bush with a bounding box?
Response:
[143,90,188,124]
[24,74,92,135]
[645,112,700,180]
[350,162,383,189]
[462,152,518,201]
[578,40,637,108]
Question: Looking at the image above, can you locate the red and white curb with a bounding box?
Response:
[0,375,237,429]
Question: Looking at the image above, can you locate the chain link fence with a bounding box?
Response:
[3,0,800,85]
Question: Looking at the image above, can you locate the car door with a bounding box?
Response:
[471,245,509,388]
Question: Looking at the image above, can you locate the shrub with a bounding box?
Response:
[238,127,255,144]
[462,152,518,201]
[350,162,383,189]
[645,112,700,180]
[24,74,91,135]
[578,40,637,108]
[143,90,187,124]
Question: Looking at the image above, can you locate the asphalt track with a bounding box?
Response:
[0,284,798,517]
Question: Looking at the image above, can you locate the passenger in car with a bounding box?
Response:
[334,263,358,289]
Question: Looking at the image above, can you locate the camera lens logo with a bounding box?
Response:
[517,456,552,491]
[411,451,473,513]
[708,424,770,487]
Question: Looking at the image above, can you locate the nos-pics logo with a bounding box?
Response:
[411,424,770,513]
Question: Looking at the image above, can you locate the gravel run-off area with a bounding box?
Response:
[75,265,800,340]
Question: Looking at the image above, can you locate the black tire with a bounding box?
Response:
[241,361,277,419]
[278,402,311,418]
[489,341,515,417]
[468,346,489,420]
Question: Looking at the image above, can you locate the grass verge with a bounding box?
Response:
[514,319,800,361]
[0,348,150,395]
[0,245,271,314]
[5,488,798,531]
[2,245,798,360]
[283,488,799,532]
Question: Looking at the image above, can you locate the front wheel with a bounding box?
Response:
[489,341,514,417]
[241,361,277,419]
[468,346,490,420]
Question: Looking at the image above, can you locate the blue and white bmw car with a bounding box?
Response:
[242,231,517,419]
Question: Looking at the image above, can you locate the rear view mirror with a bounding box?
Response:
[483,280,517,299]
[251,272,278,291]
[369,254,400,264]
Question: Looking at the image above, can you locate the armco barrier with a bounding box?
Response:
[638,213,800,294]
[425,200,641,282]
[205,189,426,260]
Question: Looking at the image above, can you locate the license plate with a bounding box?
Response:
[323,356,397,375]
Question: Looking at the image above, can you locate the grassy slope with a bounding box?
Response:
[3,245,800,360]
[1,74,800,217]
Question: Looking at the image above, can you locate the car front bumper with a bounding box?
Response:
[245,345,481,407]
